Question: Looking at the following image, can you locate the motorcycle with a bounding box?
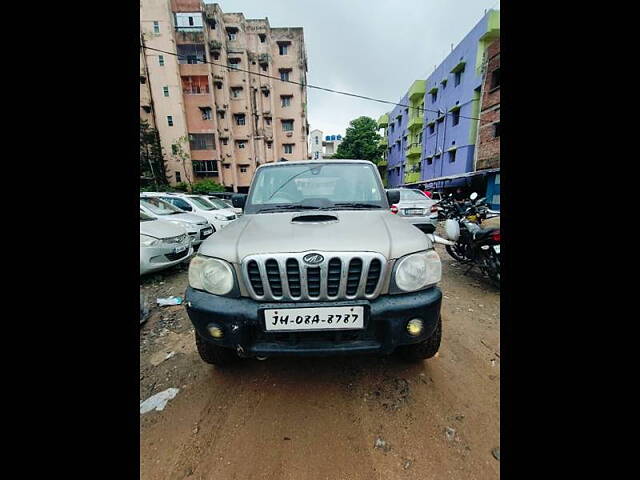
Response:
[442,192,501,286]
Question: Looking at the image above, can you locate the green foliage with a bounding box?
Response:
[332,116,384,164]
[191,179,225,194]
[173,182,190,192]
[140,119,170,189]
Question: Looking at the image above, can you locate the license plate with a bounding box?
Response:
[405,209,424,216]
[174,245,187,254]
[493,245,500,254]
[264,306,364,332]
[201,228,213,235]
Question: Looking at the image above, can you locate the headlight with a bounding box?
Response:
[140,234,160,247]
[189,255,235,295]
[393,250,441,292]
[213,214,226,221]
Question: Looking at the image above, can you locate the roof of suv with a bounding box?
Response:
[256,159,374,170]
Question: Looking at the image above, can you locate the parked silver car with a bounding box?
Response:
[140,196,214,246]
[387,188,438,233]
[140,211,194,275]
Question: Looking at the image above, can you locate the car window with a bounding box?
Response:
[163,197,192,211]
[206,197,229,209]
[188,196,216,210]
[140,211,155,222]
[140,197,183,215]
[400,190,429,201]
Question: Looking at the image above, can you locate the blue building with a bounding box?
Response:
[378,10,500,192]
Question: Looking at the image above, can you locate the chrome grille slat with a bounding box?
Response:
[242,252,386,301]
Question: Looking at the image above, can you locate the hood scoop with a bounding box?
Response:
[291,213,339,224]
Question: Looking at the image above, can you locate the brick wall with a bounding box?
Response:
[476,39,500,171]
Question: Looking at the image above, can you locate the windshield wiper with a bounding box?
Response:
[331,203,383,210]
[256,205,322,213]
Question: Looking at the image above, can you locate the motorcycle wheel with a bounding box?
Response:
[483,251,500,287]
[446,243,471,262]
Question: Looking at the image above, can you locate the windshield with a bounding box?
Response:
[140,197,183,215]
[188,196,217,210]
[140,211,155,222]
[206,197,231,209]
[399,189,430,201]
[245,162,385,213]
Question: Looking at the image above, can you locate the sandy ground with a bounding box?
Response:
[140,240,500,480]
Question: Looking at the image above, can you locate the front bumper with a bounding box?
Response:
[185,287,442,357]
[140,244,194,275]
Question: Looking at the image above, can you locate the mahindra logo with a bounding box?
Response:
[303,253,324,265]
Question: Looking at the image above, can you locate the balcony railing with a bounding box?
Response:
[406,143,422,159]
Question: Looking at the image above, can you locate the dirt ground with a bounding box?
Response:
[140,239,500,480]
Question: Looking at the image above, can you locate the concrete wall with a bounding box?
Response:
[476,38,500,171]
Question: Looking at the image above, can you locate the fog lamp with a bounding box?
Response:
[208,324,224,338]
[406,318,424,336]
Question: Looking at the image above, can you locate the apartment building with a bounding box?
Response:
[140,0,309,192]
[378,9,499,191]
[308,130,343,159]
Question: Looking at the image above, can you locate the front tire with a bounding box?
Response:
[397,316,442,362]
[195,332,240,366]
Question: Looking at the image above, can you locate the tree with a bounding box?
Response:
[332,116,383,164]
[169,136,194,188]
[192,179,226,194]
[140,119,169,189]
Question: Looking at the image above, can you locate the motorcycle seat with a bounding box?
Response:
[473,227,498,240]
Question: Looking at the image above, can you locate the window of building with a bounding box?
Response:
[153,21,160,33]
[427,157,433,165]
[448,150,456,163]
[454,68,464,87]
[221,137,228,145]
[284,144,294,154]
[260,62,268,72]
[240,167,248,173]
[199,107,212,120]
[158,55,165,66]
[266,141,272,149]
[315,136,319,144]
[177,44,206,64]
[214,81,222,90]
[189,134,215,150]
[265,116,272,125]
[281,119,294,131]
[278,42,290,55]
[259,34,266,43]
[224,164,230,169]
[226,27,238,41]
[231,87,243,98]
[491,68,501,89]
[228,57,241,70]
[279,69,291,81]
[431,91,437,102]
[175,171,181,182]
[171,144,178,155]
[494,122,500,137]
[281,95,292,107]
[236,140,246,149]
[212,51,220,60]
[418,132,423,144]
[182,75,210,94]
[217,110,225,119]
[429,123,435,134]
[167,116,173,126]
[234,114,246,126]
[262,88,270,97]
[452,109,460,126]
[193,160,219,176]
[163,86,169,97]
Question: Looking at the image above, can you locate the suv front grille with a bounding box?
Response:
[242,252,387,301]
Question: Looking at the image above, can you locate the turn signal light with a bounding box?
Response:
[390,204,398,214]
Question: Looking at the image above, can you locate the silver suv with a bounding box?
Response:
[185,160,443,365]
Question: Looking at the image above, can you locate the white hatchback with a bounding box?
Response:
[140,211,193,275]
[144,193,237,232]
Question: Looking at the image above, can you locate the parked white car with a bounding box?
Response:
[387,188,438,233]
[205,195,243,216]
[140,211,194,275]
[143,192,236,231]
[140,195,214,246]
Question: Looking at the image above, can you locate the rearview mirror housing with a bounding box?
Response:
[232,194,247,209]
[386,190,400,206]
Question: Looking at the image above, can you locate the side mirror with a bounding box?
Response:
[470,192,478,201]
[386,190,400,205]
[232,194,247,208]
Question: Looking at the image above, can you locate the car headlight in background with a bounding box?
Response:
[393,250,441,292]
[140,234,160,247]
[189,255,235,295]
[212,214,227,221]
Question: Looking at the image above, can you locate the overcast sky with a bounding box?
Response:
[206,0,499,137]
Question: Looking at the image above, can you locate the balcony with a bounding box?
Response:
[407,116,423,131]
[378,159,388,167]
[406,143,422,160]
[408,80,426,102]
[175,31,206,44]
[377,113,389,128]
[404,172,421,184]
[378,137,388,148]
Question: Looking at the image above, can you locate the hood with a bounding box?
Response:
[157,212,208,225]
[198,210,431,264]
[140,219,187,239]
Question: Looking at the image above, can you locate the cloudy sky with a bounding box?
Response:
[206,0,499,137]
